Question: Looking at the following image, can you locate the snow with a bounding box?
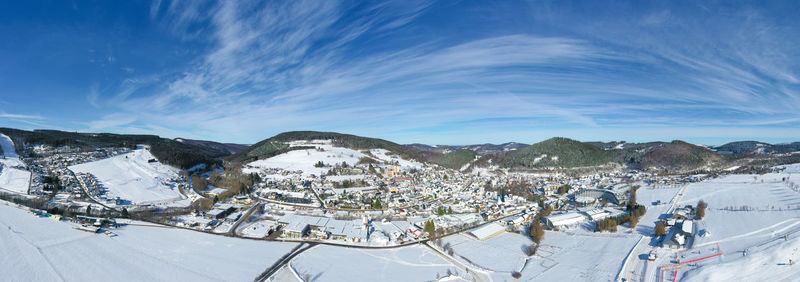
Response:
[676,173,800,254]
[0,133,25,168]
[683,235,800,281]
[244,141,422,176]
[465,222,506,240]
[68,149,185,205]
[0,166,30,194]
[290,244,469,281]
[532,231,640,281]
[443,232,532,279]
[0,134,30,194]
[368,148,423,169]
[240,220,276,238]
[246,144,364,176]
[0,201,298,281]
[444,230,639,281]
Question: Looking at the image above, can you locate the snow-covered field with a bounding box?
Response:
[245,140,422,176]
[0,166,30,194]
[0,201,298,281]
[683,234,800,281]
[677,172,800,254]
[442,232,534,280]
[288,244,469,281]
[68,148,184,205]
[641,164,800,281]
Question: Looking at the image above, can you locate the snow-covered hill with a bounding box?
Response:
[0,133,30,194]
[68,148,184,205]
[244,140,422,176]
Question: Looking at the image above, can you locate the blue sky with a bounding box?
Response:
[1,0,799,145]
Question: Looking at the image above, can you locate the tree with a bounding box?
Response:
[696,200,708,219]
[608,219,618,232]
[86,205,92,216]
[655,221,667,237]
[525,244,538,256]
[540,206,553,217]
[627,185,640,211]
[557,184,570,195]
[424,220,436,235]
[447,206,453,214]
[530,220,545,244]
[121,208,129,218]
[629,213,639,228]
[191,174,208,191]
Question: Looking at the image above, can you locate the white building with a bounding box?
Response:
[543,212,587,229]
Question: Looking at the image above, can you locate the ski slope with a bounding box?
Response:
[0,133,30,193]
[68,148,183,205]
[0,202,298,281]
[0,133,25,168]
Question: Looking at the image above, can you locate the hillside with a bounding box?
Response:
[632,140,726,171]
[231,131,481,170]
[504,137,618,168]
[713,141,794,156]
[434,149,478,170]
[0,128,225,169]
[175,138,248,155]
[451,142,528,155]
[230,131,432,164]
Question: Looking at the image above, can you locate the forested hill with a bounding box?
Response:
[0,128,226,169]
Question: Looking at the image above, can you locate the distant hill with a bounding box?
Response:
[175,138,248,155]
[0,128,225,169]
[630,141,726,171]
[713,141,794,156]
[231,131,480,170]
[503,137,618,168]
[404,143,452,153]
[230,131,434,164]
[434,149,478,170]
[452,142,528,155]
[3,127,796,173]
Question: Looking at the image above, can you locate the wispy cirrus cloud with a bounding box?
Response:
[81,0,800,144]
[0,112,44,120]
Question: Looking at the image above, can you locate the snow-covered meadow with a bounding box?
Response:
[0,202,298,281]
[287,244,469,281]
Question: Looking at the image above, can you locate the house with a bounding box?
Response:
[206,204,236,220]
[664,220,695,249]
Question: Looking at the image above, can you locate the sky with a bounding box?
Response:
[0,0,799,145]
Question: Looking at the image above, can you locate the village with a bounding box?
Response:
[3,135,799,281]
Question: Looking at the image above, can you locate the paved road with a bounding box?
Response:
[424,241,490,282]
[254,242,316,282]
[230,201,263,236]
